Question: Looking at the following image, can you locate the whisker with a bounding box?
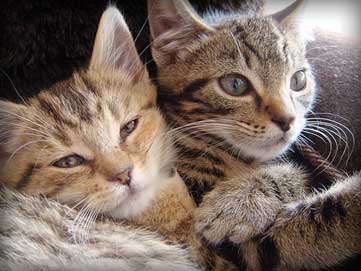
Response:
[5,139,51,166]
[0,68,27,104]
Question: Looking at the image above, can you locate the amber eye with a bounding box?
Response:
[291,70,307,91]
[53,155,85,168]
[219,74,250,96]
[120,119,138,139]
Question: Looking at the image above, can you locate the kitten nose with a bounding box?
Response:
[109,167,132,185]
[271,116,295,132]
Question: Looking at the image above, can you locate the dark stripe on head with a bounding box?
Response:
[60,90,92,122]
[182,78,209,95]
[241,49,252,70]
[38,97,75,127]
[283,42,289,63]
[185,104,231,115]
[244,40,263,61]
[16,164,37,191]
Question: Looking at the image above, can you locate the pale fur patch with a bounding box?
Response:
[0,187,200,271]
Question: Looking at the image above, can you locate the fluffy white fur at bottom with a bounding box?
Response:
[0,187,200,271]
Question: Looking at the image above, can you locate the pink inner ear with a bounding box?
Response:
[148,0,215,66]
[90,7,148,82]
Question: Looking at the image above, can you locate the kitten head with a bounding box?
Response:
[0,7,174,219]
[149,0,315,161]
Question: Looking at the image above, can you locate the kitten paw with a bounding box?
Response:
[194,180,281,245]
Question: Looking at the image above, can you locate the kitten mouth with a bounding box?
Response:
[260,136,287,148]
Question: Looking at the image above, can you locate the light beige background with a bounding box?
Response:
[265,0,361,38]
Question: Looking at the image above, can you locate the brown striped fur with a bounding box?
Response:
[148,0,361,270]
[0,7,237,271]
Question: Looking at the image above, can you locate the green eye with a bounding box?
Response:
[291,70,307,91]
[219,74,250,96]
[120,119,139,139]
[53,155,85,168]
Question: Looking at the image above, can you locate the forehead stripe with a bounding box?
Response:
[38,97,76,127]
[182,78,209,95]
[243,40,262,61]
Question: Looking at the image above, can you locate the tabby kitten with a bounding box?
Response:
[148,0,361,270]
[0,7,237,271]
[0,7,172,221]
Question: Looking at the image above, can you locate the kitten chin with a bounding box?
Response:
[105,184,159,219]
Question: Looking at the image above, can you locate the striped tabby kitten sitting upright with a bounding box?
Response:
[0,7,237,271]
[148,0,361,270]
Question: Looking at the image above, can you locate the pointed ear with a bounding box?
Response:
[148,0,215,66]
[89,6,148,81]
[0,101,27,158]
[271,0,306,33]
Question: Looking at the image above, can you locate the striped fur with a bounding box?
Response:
[0,7,238,271]
[148,0,361,270]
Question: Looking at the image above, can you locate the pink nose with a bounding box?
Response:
[109,167,132,186]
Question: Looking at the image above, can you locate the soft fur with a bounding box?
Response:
[0,8,238,271]
[0,186,200,271]
[148,0,361,270]
[0,7,172,221]
[0,1,360,271]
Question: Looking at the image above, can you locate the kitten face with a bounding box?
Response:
[0,8,174,219]
[149,0,314,161]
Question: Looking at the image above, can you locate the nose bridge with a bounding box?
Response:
[265,85,295,117]
[264,88,296,132]
[96,149,133,177]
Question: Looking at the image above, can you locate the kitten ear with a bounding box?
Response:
[271,0,313,43]
[271,0,305,25]
[148,0,215,66]
[89,6,148,81]
[0,101,26,158]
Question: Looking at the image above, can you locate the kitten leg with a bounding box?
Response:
[261,171,361,271]
[194,164,308,245]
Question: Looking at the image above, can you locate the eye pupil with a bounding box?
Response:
[233,79,239,89]
[219,74,250,96]
[66,157,76,167]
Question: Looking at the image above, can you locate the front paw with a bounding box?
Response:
[194,181,281,245]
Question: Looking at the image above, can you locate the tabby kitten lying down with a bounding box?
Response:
[147,0,361,270]
[1,1,360,270]
[0,7,235,271]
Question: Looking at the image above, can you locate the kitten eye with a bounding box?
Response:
[219,74,250,96]
[120,119,139,139]
[291,70,307,91]
[53,155,85,168]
